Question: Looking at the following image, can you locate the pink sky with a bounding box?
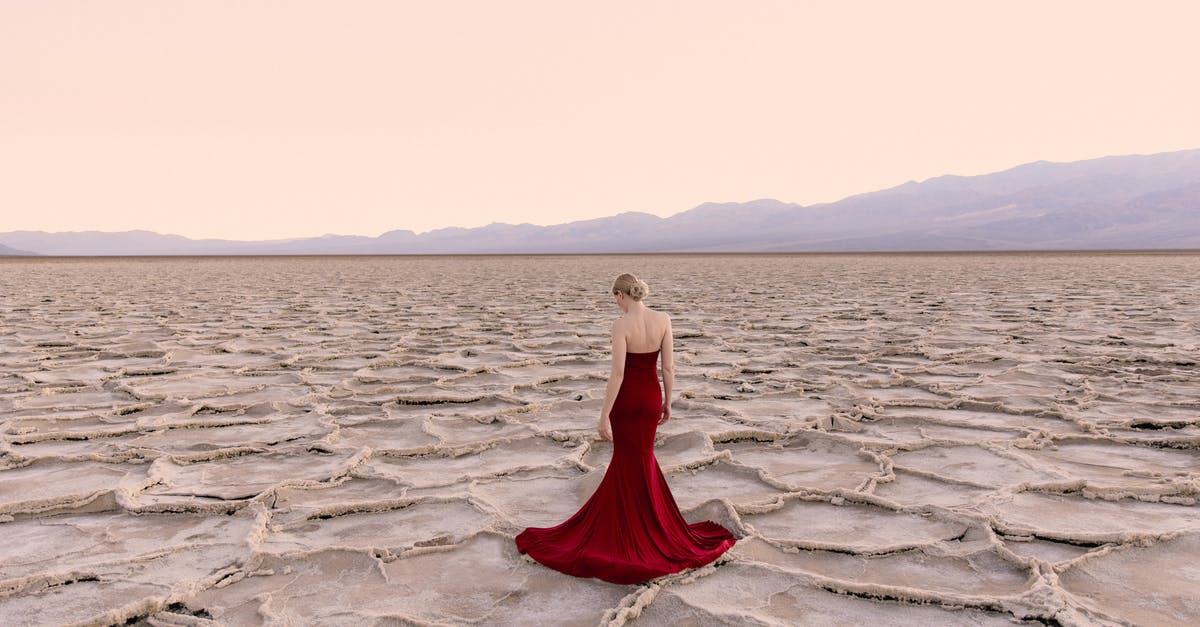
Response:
[3,1,1199,240]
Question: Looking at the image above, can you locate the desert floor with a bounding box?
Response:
[1,253,1198,626]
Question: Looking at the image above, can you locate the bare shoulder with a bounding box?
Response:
[653,309,672,338]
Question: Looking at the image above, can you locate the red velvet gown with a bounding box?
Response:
[515,349,737,585]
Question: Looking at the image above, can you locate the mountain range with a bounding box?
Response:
[3,148,1199,256]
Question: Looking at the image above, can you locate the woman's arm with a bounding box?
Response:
[659,316,674,424]
[598,320,626,440]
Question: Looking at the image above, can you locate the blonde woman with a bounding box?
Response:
[515,273,736,584]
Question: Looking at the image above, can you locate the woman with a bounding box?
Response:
[514,273,737,585]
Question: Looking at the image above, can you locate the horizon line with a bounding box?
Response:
[5,248,1200,260]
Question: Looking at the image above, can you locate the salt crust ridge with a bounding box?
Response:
[0,253,1197,625]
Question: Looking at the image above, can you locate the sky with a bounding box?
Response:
[3,1,1199,241]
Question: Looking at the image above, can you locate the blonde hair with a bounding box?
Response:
[612,273,650,301]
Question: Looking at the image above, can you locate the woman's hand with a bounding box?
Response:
[598,416,613,441]
[658,404,671,425]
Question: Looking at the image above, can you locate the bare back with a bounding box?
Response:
[616,307,671,353]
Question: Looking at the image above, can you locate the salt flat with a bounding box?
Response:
[1,253,1197,626]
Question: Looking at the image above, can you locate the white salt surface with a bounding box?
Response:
[1,252,1198,626]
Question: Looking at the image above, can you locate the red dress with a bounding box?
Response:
[515,349,737,584]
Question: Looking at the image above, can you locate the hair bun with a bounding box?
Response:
[612,273,651,301]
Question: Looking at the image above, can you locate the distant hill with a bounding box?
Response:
[3,148,1199,255]
[0,242,36,256]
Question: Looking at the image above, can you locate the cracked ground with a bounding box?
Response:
[1,253,1198,626]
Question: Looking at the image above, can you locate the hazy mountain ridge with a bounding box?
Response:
[0,242,36,256]
[3,149,1199,255]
